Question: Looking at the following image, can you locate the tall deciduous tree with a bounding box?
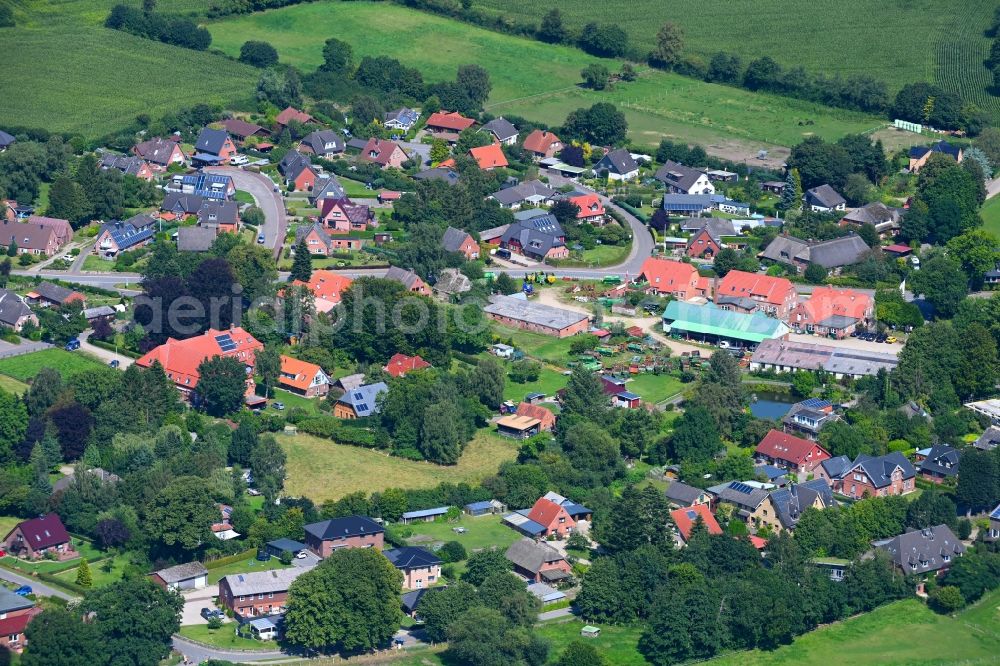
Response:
[250,434,286,502]
[649,22,683,69]
[538,8,567,43]
[255,346,282,399]
[463,547,512,586]
[22,607,103,666]
[419,581,479,642]
[147,476,217,557]
[80,578,183,666]
[195,355,247,416]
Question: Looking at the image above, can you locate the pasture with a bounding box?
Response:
[206,1,880,154]
[276,431,516,503]
[473,0,1000,116]
[0,349,104,382]
[0,1,258,137]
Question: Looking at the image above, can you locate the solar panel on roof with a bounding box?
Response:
[686,509,697,519]
[731,482,753,494]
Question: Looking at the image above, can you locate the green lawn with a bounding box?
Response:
[54,554,129,588]
[502,366,568,403]
[80,255,116,272]
[492,325,578,366]
[234,190,255,205]
[278,430,517,503]
[982,196,1000,237]
[269,387,326,415]
[536,621,647,665]
[0,516,20,537]
[0,1,258,137]
[178,623,276,651]
[0,375,29,396]
[207,1,881,154]
[0,349,104,382]
[404,516,520,553]
[625,373,683,404]
[206,556,293,586]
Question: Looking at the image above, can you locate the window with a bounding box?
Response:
[239,596,245,601]
[943,555,950,562]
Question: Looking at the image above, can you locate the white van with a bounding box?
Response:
[230,154,249,166]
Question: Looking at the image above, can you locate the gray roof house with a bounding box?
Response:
[442,226,474,253]
[98,154,150,178]
[709,481,771,518]
[841,202,903,234]
[480,117,519,145]
[919,445,960,481]
[505,537,571,582]
[300,130,344,159]
[278,150,316,184]
[0,130,16,151]
[162,192,205,217]
[499,214,566,260]
[197,200,240,230]
[804,184,847,212]
[384,108,420,131]
[974,426,1000,451]
[194,127,232,161]
[595,149,640,181]
[177,226,218,252]
[335,381,388,418]
[655,161,714,194]
[433,267,472,298]
[0,289,36,331]
[876,524,965,575]
[385,266,426,292]
[413,167,460,186]
[664,481,711,508]
[309,176,347,204]
[760,234,870,271]
[221,567,305,597]
[490,180,556,209]
[769,479,834,530]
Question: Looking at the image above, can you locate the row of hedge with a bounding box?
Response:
[296,416,378,447]
[203,548,257,570]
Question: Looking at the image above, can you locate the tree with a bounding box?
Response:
[537,8,567,43]
[463,547,511,586]
[930,585,965,613]
[478,572,541,626]
[908,255,969,319]
[471,357,505,409]
[321,37,353,74]
[581,63,611,90]
[842,172,874,207]
[956,448,999,511]
[420,581,479,642]
[80,578,183,666]
[509,359,541,384]
[26,366,61,416]
[620,62,638,82]
[75,557,93,587]
[239,40,278,68]
[578,23,628,58]
[147,476,218,557]
[420,400,465,464]
[22,607,103,666]
[446,606,549,666]
[947,229,1000,287]
[256,66,302,109]
[47,400,90,461]
[195,355,247,416]
[668,405,722,463]
[561,103,628,146]
[284,548,403,651]
[649,22,683,69]
[439,540,468,563]
[558,640,608,666]
[250,434,286,502]
[597,485,671,553]
[707,52,743,84]
[788,136,853,190]
[456,65,492,110]
[255,346,282,400]
[47,174,90,225]
[640,582,722,664]
[560,367,608,423]
[779,169,801,211]
[955,323,999,399]
[804,262,828,284]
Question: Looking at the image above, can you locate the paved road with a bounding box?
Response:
[173,627,421,664]
[205,167,288,260]
[0,339,52,360]
[78,331,133,368]
[538,607,574,622]
[987,176,1000,200]
[0,566,78,601]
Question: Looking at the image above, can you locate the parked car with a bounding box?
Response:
[64,338,80,351]
[230,154,249,166]
[886,336,898,343]
[108,360,120,368]
[272,401,285,411]
[295,550,309,560]
[247,488,261,496]
[14,586,32,597]
[256,549,270,562]
[200,607,220,620]
[257,233,266,244]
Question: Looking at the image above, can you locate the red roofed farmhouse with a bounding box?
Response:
[516,402,556,432]
[670,504,723,543]
[290,270,353,314]
[754,429,831,473]
[2,514,75,561]
[715,270,799,320]
[637,257,710,299]
[790,286,874,338]
[383,353,431,378]
[526,497,574,537]
[136,327,263,399]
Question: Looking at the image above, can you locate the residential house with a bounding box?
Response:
[385,266,431,295]
[0,290,37,332]
[761,234,871,273]
[877,524,964,576]
[26,281,84,308]
[986,503,1000,542]
[275,106,315,127]
[469,143,508,170]
[383,547,441,589]
[359,138,408,170]
[333,382,388,419]
[525,497,575,537]
[754,429,831,474]
[218,118,269,144]
[219,568,305,618]
[499,213,569,261]
[974,426,1000,451]
[908,141,963,172]
[149,562,209,591]
[710,481,775,531]
[413,167,460,186]
[0,219,61,257]
[522,129,562,160]
[804,185,846,212]
[383,353,431,378]
[384,108,420,132]
[135,327,264,399]
[918,445,960,484]
[768,479,834,532]
[505,538,572,584]
[309,176,347,205]
[661,193,717,215]
[612,391,641,409]
[0,588,40,653]
[177,226,217,252]
[132,137,185,170]
[637,257,711,299]
[840,202,903,236]
[715,270,799,320]
[1,514,75,561]
[162,193,205,220]
[295,223,362,256]
[441,226,479,259]
[319,197,373,233]
[760,181,787,194]
[0,130,15,152]
[94,214,156,258]
[433,267,472,300]
[197,200,240,234]
[790,286,873,338]
[822,452,916,498]
[565,192,606,224]
[655,161,714,195]
[685,218,731,258]
[193,127,237,164]
[485,294,590,338]
[279,355,330,398]
[516,402,556,432]
[670,505,723,544]
[782,398,840,440]
[664,481,712,508]
[299,130,344,159]
[480,117,518,146]
[424,111,475,140]
[303,516,384,557]
[28,216,72,247]
[490,180,556,209]
[99,153,154,181]
[166,172,235,200]
[290,270,353,313]
[83,305,116,324]
[278,151,319,191]
[595,148,640,181]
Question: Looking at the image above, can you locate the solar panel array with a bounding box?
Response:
[215,334,236,352]
[730,481,754,495]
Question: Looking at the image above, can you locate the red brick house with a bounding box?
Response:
[1,514,75,561]
[385,266,431,296]
[219,568,304,618]
[132,137,185,170]
[279,355,330,397]
[0,589,40,653]
[425,111,475,140]
[525,498,575,538]
[278,151,319,191]
[754,429,831,473]
[0,220,61,257]
[686,226,723,258]
[441,226,479,260]
[194,128,237,164]
[821,452,916,499]
[637,257,711,299]
[789,286,873,338]
[567,193,606,224]
[276,106,315,127]
[303,516,384,557]
[715,270,799,320]
[505,537,572,584]
[319,197,373,233]
[383,353,431,378]
[522,129,562,160]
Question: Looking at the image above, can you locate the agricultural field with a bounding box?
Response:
[0,0,258,137]
[277,431,516,503]
[473,0,1000,116]
[206,0,881,156]
[0,349,104,382]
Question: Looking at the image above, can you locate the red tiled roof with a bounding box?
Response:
[136,327,263,390]
[426,111,475,132]
[523,129,560,154]
[568,193,605,218]
[638,257,699,294]
[755,429,830,466]
[360,138,405,166]
[670,504,722,541]
[526,498,567,529]
[438,158,456,168]
[276,107,314,126]
[716,270,794,306]
[469,143,508,170]
[516,402,555,429]
[883,244,912,254]
[749,536,768,549]
[383,353,431,378]
[279,355,326,392]
[0,608,41,637]
[8,514,70,550]
[290,270,353,313]
[798,286,872,322]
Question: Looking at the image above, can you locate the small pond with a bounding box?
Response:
[749,391,796,420]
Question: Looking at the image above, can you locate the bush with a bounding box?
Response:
[930,585,965,613]
[239,40,279,68]
[438,540,468,563]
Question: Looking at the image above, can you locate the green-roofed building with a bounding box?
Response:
[662,301,789,347]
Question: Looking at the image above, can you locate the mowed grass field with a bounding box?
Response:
[277,431,516,503]
[0,0,258,137]
[981,196,1000,237]
[207,1,881,153]
[474,0,1000,116]
[0,349,104,381]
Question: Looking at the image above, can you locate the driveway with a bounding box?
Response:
[205,167,287,259]
[179,584,221,626]
[0,565,78,601]
[786,332,903,355]
[78,331,132,369]
[0,339,52,360]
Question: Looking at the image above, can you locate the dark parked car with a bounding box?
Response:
[14,585,32,597]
